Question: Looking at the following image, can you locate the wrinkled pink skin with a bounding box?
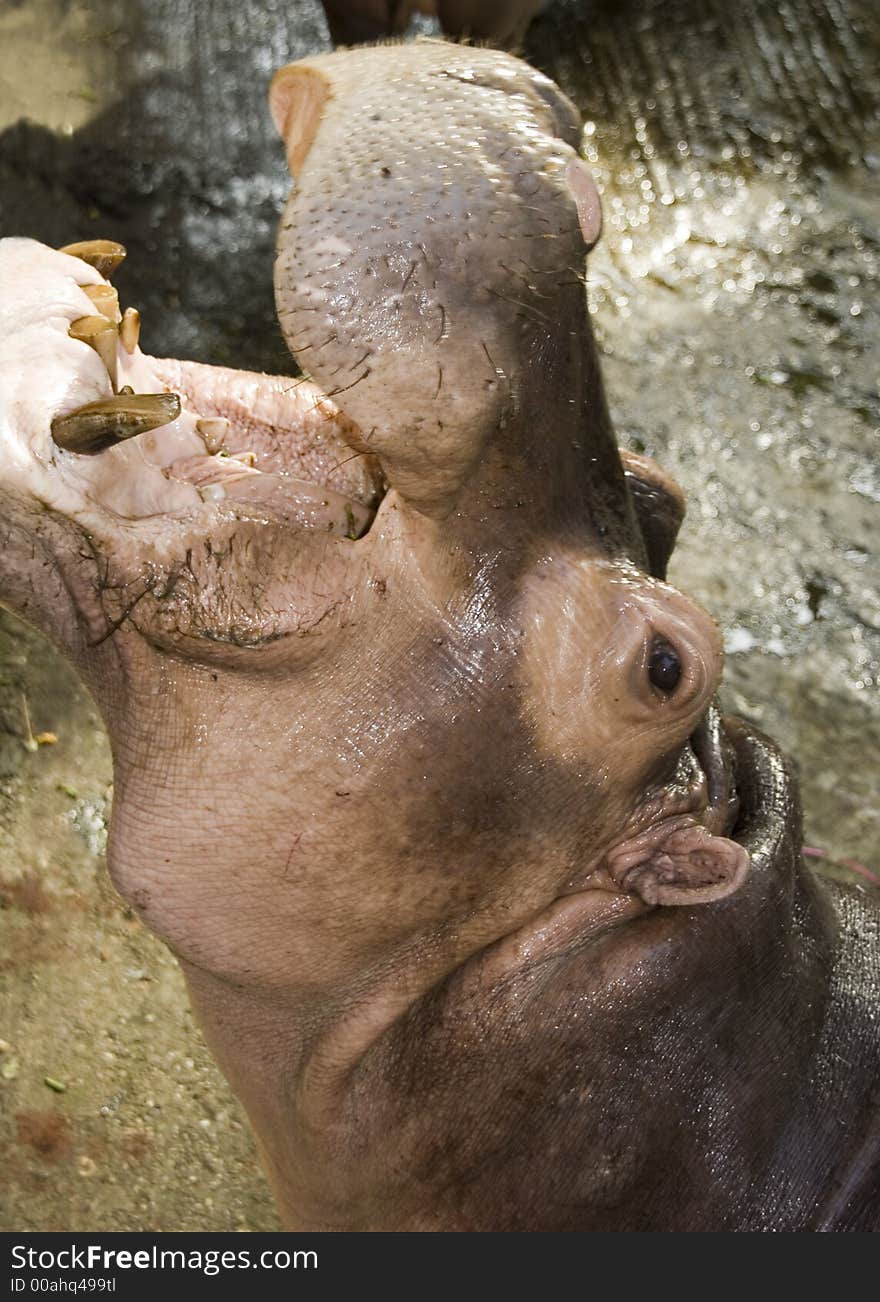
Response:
[321,0,548,47]
[0,42,877,1230]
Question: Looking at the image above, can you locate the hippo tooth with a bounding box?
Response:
[82,283,122,324]
[58,238,127,277]
[195,416,230,454]
[120,306,140,355]
[51,393,182,455]
[68,314,119,391]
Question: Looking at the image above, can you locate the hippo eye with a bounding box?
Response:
[648,638,682,694]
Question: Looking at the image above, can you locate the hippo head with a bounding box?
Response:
[0,40,752,1219]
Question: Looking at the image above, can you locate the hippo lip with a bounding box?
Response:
[620,710,744,862]
[146,355,387,533]
[690,708,741,838]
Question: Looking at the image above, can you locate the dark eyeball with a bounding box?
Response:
[648,637,682,694]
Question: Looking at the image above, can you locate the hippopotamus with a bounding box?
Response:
[0,39,878,1231]
[320,0,548,47]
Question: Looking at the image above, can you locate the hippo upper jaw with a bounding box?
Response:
[269,41,637,540]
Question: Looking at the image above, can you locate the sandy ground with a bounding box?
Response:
[0,611,277,1230]
[1,0,877,1231]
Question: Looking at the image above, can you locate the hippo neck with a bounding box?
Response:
[177,726,875,1231]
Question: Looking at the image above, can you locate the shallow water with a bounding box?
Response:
[0,0,877,1231]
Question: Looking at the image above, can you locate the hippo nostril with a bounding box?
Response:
[648,638,682,694]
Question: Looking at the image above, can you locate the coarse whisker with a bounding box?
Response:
[326,368,371,398]
[481,339,506,383]
[520,206,553,225]
[434,303,447,343]
[324,449,370,475]
[485,286,553,325]
[499,262,552,300]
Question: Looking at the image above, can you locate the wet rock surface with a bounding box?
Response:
[0,0,877,1231]
[529,0,879,875]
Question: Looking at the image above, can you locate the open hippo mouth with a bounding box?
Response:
[0,234,401,667]
[12,238,386,544]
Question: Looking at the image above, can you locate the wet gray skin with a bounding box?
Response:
[0,0,877,1232]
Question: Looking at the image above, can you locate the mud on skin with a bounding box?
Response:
[0,40,878,1230]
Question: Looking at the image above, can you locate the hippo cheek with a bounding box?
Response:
[270,43,604,519]
[518,555,749,907]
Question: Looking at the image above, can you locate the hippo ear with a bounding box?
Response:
[565,158,602,251]
[608,824,750,908]
[269,65,331,176]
